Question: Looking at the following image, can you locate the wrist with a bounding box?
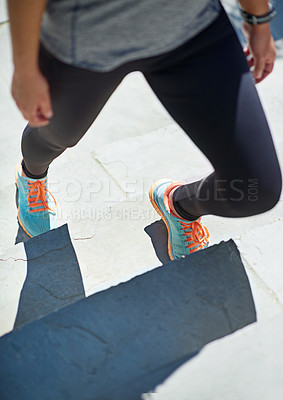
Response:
[13,51,39,73]
[243,21,271,31]
[13,64,41,79]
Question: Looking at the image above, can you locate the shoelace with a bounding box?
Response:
[27,179,57,213]
[180,218,210,253]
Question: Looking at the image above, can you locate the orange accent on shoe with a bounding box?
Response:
[27,179,57,213]
[180,219,210,253]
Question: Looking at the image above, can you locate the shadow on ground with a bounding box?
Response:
[0,225,256,400]
[144,219,171,264]
[15,223,32,245]
[14,225,86,330]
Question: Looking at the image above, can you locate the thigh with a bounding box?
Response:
[143,8,281,185]
[37,45,126,148]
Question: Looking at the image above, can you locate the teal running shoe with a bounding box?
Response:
[149,179,209,260]
[15,161,58,238]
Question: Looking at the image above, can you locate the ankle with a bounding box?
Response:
[21,160,48,179]
[168,187,184,218]
[168,183,201,221]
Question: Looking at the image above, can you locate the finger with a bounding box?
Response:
[264,61,274,74]
[36,108,52,123]
[243,46,250,57]
[28,115,50,127]
[20,102,39,122]
[244,47,254,68]
[39,94,53,120]
[28,107,50,127]
[256,63,274,84]
[253,58,265,81]
[248,57,254,68]
[255,60,274,83]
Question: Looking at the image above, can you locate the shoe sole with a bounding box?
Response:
[149,178,174,261]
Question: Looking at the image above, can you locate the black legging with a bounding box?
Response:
[22,7,282,219]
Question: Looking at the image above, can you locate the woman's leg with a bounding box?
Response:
[22,45,126,176]
[144,7,282,219]
[17,45,128,237]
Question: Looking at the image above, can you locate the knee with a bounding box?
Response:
[256,162,282,213]
[57,136,80,149]
[257,176,282,213]
[228,172,282,216]
[41,126,81,150]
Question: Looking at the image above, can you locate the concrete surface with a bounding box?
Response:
[0,0,283,398]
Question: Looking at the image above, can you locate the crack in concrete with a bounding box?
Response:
[24,242,71,262]
[37,283,84,301]
[0,257,27,262]
[91,154,127,196]
[72,325,108,345]
[48,322,108,345]
[1,240,80,263]
[72,233,96,241]
[195,294,235,331]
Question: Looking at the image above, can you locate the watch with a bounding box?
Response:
[239,2,277,25]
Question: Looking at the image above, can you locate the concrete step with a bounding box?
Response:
[149,312,283,400]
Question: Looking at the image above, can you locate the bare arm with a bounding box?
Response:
[238,0,276,83]
[7,0,53,126]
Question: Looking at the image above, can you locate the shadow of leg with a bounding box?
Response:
[14,224,86,330]
[0,240,256,400]
[15,223,31,245]
[144,220,171,264]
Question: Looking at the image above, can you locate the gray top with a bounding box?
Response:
[41,0,221,72]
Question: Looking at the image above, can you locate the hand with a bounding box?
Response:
[242,22,276,84]
[11,68,53,127]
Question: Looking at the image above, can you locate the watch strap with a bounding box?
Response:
[239,2,277,25]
